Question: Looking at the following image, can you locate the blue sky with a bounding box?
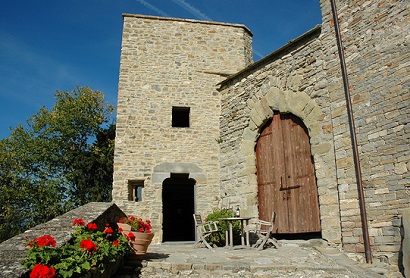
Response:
[0,0,322,139]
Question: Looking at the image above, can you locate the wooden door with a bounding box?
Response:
[256,112,320,234]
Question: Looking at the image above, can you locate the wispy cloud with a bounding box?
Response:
[0,31,88,108]
[171,0,213,21]
[135,0,170,17]
[253,50,264,60]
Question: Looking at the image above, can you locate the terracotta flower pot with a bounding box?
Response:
[128,231,155,258]
[117,223,131,235]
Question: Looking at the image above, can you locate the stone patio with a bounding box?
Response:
[113,240,404,277]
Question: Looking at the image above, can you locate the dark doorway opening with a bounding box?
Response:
[162,173,195,242]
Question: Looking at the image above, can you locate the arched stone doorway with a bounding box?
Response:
[256,112,321,236]
[238,87,342,244]
[162,173,195,241]
[153,162,206,243]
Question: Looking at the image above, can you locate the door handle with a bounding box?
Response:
[279,185,301,191]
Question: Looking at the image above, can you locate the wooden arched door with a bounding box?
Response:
[256,112,320,234]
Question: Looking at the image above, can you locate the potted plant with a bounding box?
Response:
[118,216,154,258]
[206,208,242,246]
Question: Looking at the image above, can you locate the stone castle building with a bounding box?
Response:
[112,0,409,268]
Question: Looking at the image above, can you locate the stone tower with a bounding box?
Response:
[112,14,252,242]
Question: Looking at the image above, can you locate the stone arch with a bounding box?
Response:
[243,87,325,143]
[152,162,206,184]
[152,162,206,243]
[241,87,330,174]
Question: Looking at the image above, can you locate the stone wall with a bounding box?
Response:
[112,14,253,243]
[0,202,126,277]
[319,0,409,266]
[218,0,409,268]
[218,26,342,246]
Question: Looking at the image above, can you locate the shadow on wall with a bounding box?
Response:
[401,209,410,277]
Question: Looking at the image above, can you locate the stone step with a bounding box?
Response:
[137,261,362,277]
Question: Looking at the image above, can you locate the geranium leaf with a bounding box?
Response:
[82,261,91,270]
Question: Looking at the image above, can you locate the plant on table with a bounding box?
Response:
[22,218,130,278]
[206,208,241,246]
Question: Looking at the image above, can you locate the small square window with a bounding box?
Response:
[128,180,144,202]
[172,106,190,127]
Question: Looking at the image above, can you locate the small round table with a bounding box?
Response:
[218,217,252,249]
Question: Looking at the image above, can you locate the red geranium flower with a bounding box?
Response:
[72,218,85,226]
[104,226,114,235]
[113,240,119,247]
[87,223,98,231]
[30,264,56,278]
[118,215,153,233]
[80,239,97,252]
[31,235,56,248]
[127,232,135,241]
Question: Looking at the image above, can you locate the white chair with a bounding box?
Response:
[193,214,221,251]
[247,211,279,250]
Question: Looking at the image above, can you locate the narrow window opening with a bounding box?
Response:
[128,180,144,202]
[172,106,190,127]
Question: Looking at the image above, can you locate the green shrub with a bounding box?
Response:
[206,208,242,246]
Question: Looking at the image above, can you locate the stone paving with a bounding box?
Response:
[114,240,404,277]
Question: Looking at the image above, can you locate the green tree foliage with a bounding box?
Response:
[0,87,115,242]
